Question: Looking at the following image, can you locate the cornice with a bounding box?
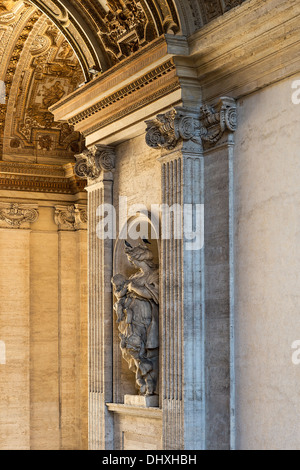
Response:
[68,59,176,127]
[81,78,181,138]
[50,36,168,118]
[0,161,86,194]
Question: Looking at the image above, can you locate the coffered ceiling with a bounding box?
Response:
[0,0,246,164]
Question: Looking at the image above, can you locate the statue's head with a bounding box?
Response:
[124,241,156,270]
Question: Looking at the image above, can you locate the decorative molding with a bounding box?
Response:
[75,145,116,180]
[82,80,181,138]
[145,97,237,151]
[54,204,87,230]
[49,36,167,113]
[0,161,66,177]
[0,203,39,228]
[0,162,86,194]
[68,60,176,127]
[106,403,162,419]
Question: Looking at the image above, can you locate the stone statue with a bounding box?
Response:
[112,241,159,396]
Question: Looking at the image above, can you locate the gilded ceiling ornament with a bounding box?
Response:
[42,81,65,108]
[38,134,52,151]
[29,35,50,55]
[99,0,156,61]
[2,20,84,161]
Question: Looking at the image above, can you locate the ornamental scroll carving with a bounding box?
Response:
[112,241,159,396]
[145,97,237,150]
[0,203,39,227]
[145,108,202,151]
[54,204,87,230]
[75,145,116,180]
[200,96,237,144]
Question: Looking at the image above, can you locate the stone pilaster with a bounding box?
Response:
[54,205,88,449]
[145,98,237,450]
[200,97,237,450]
[0,202,38,450]
[146,107,205,450]
[75,145,115,450]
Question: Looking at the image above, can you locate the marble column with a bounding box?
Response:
[145,99,237,450]
[75,145,115,450]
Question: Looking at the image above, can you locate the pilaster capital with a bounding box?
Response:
[145,97,237,154]
[0,203,39,228]
[145,107,202,152]
[54,204,87,231]
[200,96,237,146]
[74,145,116,182]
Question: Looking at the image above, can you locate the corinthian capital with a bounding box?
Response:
[145,98,237,151]
[200,97,237,145]
[75,145,116,181]
[54,204,87,231]
[145,108,202,151]
[0,203,39,228]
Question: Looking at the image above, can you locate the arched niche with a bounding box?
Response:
[112,212,160,402]
[113,212,160,279]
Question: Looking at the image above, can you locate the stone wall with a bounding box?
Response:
[234,76,300,450]
[0,196,88,450]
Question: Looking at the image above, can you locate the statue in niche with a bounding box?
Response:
[112,240,159,396]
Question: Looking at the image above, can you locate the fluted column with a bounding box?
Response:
[145,98,237,450]
[75,145,115,450]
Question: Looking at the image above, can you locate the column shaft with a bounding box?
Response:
[88,180,114,450]
[161,152,205,450]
